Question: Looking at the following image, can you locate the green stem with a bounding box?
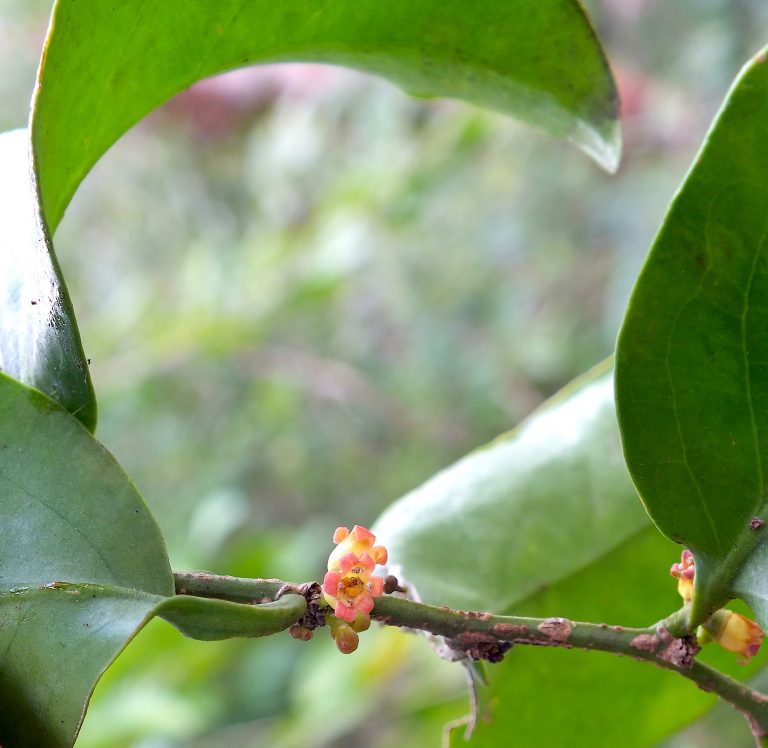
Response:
[173,572,768,739]
[174,571,288,602]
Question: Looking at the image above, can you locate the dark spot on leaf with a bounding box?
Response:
[749,516,765,530]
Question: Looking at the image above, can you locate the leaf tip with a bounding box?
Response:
[574,117,622,174]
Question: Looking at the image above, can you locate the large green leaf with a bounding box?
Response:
[374,362,647,612]
[0,370,170,746]
[374,364,758,746]
[0,129,96,431]
[34,0,620,235]
[11,0,619,424]
[615,48,768,625]
[0,373,305,747]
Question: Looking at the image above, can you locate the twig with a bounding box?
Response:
[173,571,768,744]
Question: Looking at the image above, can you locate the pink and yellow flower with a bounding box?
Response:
[669,550,764,664]
[670,549,695,603]
[323,525,387,625]
[702,609,764,665]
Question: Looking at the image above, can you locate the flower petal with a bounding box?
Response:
[367,576,384,597]
[333,526,350,544]
[371,545,388,565]
[357,595,375,615]
[334,601,357,622]
[351,525,375,544]
[322,571,341,596]
[357,553,375,576]
[339,552,361,575]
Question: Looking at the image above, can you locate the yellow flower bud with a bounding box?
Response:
[702,609,764,665]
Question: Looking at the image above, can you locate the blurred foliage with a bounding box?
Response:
[1,0,768,746]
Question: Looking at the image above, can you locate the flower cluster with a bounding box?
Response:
[670,549,764,664]
[322,525,388,653]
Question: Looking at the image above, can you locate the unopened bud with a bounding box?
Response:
[332,622,359,654]
[350,612,371,633]
[702,609,764,664]
[289,624,313,641]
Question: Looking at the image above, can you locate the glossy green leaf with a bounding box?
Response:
[0,583,306,748]
[0,585,162,748]
[10,0,619,430]
[0,374,171,596]
[374,362,647,613]
[0,373,305,747]
[0,371,170,746]
[374,364,758,746]
[155,593,306,642]
[615,48,768,625]
[0,129,96,431]
[33,0,620,236]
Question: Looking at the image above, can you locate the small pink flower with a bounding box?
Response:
[670,549,695,603]
[323,525,387,626]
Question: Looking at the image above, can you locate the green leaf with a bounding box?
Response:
[448,530,761,748]
[374,362,647,613]
[0,129,96,431]
[0,585,162,748]
[0,371,169,746]
[373,363,755,746]
[155,593,306,642]
[614,48,768,625]
[0,373,305,747]
[0,583,306,748]
[33,0,619,238]
[0,374,171,596]
[11,0,618,428]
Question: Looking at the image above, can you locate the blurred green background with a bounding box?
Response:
[2,0,768,745]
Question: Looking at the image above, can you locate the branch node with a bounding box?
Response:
[278,581,326,631]
[656,626,699,668]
